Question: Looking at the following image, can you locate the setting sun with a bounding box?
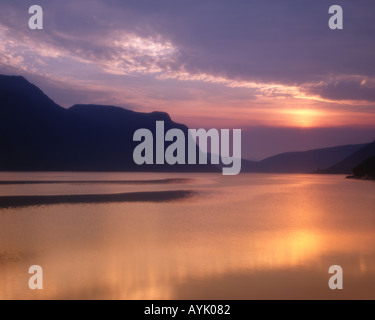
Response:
[0,0,374,302]
[286,109,324,128]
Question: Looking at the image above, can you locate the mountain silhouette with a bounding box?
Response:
[321,140,375,174]
[241,143,368,173]
[1,74,372,174]
[0,75,218,172]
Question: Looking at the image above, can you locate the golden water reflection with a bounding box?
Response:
[0,173,374,300]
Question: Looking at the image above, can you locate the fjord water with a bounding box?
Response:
[0,173,374,300]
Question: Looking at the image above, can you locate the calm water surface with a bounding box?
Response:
[0,173,374,300]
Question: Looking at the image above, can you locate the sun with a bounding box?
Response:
[288,109,323,128]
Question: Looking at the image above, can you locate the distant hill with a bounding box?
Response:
[0,75,218,172]
[324,141,375,174]
[1,74,371,175]
[321,141,375,174]
[241,144,368,173]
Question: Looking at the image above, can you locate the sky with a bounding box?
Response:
[0,0,374,159]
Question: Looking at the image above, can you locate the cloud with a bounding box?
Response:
[103,0,375,81]
[0,0,374,131]
[304,76,375,102]
[2,1,375,86]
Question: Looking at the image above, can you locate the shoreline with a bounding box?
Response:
[0,190,195,209]
[346,176,375,181]
[0,178,192,185]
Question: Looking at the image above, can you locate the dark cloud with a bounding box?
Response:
[103,0,375,84]
[2,1,375,78]
[0,0,375,104]
[306,78,375,102]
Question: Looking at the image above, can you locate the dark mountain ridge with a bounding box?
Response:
[321,140,375,174]
[352,156,375,180]
[241,143,368,173]
[0,75,217,172]
[1,75,372,174]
